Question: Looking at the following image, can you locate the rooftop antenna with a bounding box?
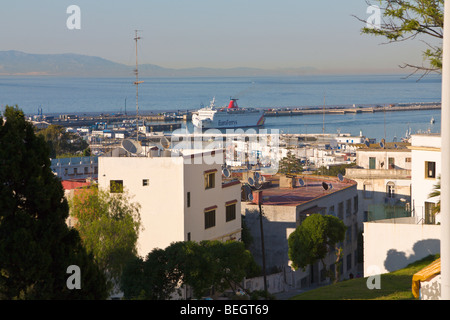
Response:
[322,91,326,136]
[134,30,144,142]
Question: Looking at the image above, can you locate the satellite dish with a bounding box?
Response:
[254,172,260,180]
[248,177,255,186]
[121,139,143,155]
[329,183,333,190]
[394,143,398,149]
[222,167,231,178]
[261,176,266,182]
[243,184,252,197]
[337,173,344,182]
[248,193,254,201]
[160,136,170,149]
[322,181,329,190]
[365,140,370,147]
[298,178,305,187]
[380,141,384,148]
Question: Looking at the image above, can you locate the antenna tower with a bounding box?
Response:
[134,30,144,141]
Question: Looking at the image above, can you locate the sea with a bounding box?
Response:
[0,73,442,142]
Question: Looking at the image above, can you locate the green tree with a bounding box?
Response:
[0,105,107,299]
[278,151,303,175]
[288,214,347,284]
[428,175,441,214]
[69,184,142,294]
[315,163,356,177]
[355,0,444,78]
[121,240,259,300]
[37,124,89,158]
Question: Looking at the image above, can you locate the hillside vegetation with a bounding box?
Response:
[291,254,439,300]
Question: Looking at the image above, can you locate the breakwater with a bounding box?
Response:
[263,103,441,117]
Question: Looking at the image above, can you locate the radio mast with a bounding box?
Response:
[134,30,144,142]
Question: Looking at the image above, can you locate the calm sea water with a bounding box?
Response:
[0,73,442,142]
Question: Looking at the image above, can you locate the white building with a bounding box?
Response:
[98,148,242,258]
[345,146,412,225]
[363,134,442,279]
[409,134,441,224]
[51,156,98,180]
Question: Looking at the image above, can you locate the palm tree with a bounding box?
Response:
[428,175,441,214]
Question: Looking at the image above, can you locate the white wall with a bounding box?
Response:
[364,219,440,276]
[99,156,186,257]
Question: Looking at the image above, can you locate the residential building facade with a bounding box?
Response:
[98,149,242,258]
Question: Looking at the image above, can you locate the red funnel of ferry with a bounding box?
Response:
[228,98,239,109]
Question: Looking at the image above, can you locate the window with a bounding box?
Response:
[205,209,216,229]
[425,161,436,179]
[363,182,373,199]
[187,192,191,208]
[353,196,358,214]
[74,168,78,175]
[328,205,335,216]
[226,203,236,222]
[369,157,376,169]
[346,199,351,216]
[388,157,395,169]
[204,172,215,189]
[338,202,344,220]
[386,181,395,198]
[405,157,411,163]
[110,180,124,193]
[425,202,436,224]
[84,166,89,174]
[142,179,149,186]
[347,254,352,271]
[187,232,191,241]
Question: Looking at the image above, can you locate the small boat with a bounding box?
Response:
[430,117,435,124]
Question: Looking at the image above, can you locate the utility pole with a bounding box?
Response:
[134,30,144,142]
[257,193,268,294]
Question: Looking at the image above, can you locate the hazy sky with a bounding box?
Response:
[0,1,439,74]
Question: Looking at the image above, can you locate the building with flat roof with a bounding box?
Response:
[98,148,242,258]
[345,144,412,225]
[241,174,358,288]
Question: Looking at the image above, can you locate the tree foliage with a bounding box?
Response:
[278,151,303,175]
[288,214,346,283]
[69,184,142,293]
[0,105,107,299]
[121,240,260,300]
[36,124,89,158]
[355,0,444,78]
[428,175,441,214]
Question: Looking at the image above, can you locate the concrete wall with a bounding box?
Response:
[363,220,440,276]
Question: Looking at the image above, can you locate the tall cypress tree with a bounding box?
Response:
[0,105,107,299]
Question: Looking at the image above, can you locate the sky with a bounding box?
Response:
[0,0,440,74]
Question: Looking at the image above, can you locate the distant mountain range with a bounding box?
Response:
[0,50,318,77]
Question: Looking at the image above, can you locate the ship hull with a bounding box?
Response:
[192,110,265,129]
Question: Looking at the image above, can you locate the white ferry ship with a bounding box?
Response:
[192,98,265,129]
